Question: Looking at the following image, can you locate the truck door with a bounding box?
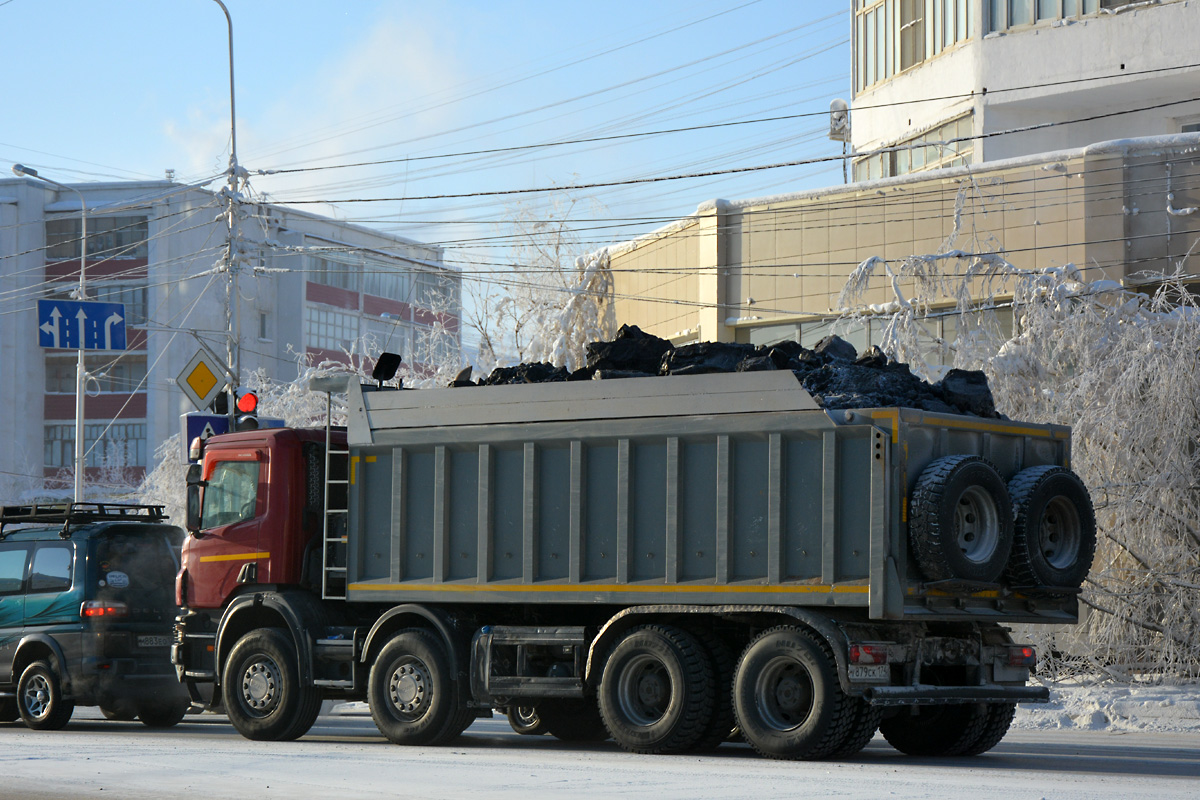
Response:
[0,543,30,683]
[185,450,266,608]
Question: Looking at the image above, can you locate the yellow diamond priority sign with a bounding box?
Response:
[178,349,227,411]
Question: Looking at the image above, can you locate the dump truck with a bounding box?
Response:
[172,370,1095,759]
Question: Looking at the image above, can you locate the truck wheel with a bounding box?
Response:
[826,697,882,758]
[506,705,546,735]
[17,661,75,731]
[537,699,609,742]
[598,625,713,754]
[223,629,321,741]
[879,702,988,756]
[683,628,737,752]
[368,629,465,746]
[137,698,190,728]
[909,455,1013,583]
[732,627,852,760]
[959,702,1016,756]
[1005,466,1096,588]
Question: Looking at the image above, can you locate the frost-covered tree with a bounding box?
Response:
[840,207,1200,680]
[463,192,613,371]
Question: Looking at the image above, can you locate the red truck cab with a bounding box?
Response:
[179,428,332,610]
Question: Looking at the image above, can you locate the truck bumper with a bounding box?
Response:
[864,684,1050,706]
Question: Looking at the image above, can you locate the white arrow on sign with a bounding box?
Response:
[75,308,87,350]
[40,306,62,348]
[104,311,123,350]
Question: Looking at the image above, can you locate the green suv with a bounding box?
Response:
[0,503,190,729]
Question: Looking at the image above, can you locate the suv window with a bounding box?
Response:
[202,460,261,529]
[0,545,29,595]
[29,544,73,593]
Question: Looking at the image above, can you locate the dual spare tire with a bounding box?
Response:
[909,455,1095,588]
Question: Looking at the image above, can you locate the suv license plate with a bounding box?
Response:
[847,664,889,682]
[138,635,171,648]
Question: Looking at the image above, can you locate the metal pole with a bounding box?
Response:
[12,165,89,502]
[212,0,240,422]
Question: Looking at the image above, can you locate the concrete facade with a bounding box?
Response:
[0,180,458,498]
[606,134,1200,348]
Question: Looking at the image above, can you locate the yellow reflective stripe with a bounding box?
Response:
[350,454,377,485]
[347,581,870,595]
[870,409,900,443]
[199,552,270,563]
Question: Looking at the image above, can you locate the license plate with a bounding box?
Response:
[847,664,889,682]
[138,635,171,648]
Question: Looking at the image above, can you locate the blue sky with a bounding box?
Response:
[2,0,850,259]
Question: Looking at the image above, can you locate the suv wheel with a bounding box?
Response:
[17,661,75,730]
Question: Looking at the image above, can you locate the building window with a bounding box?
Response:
[45,282,148,325]
[305,305,361,352]
[46,215,148,260]
[986,0,1136,32]
[306,253,360,292]
[259,312,270,341]
[1182,122,1200,134]
[44,422,147,469]
[854,113,974,181]
[856,0,973,93]
[45,354,147,394]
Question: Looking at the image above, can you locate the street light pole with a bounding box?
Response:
[12,164,88,503]
[212,0,241,423]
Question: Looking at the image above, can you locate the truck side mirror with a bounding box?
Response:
[185,465,206,535]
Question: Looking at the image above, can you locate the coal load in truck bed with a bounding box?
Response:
[472,324,1001,418]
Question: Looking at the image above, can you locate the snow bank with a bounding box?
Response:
[1015,683,1200,733]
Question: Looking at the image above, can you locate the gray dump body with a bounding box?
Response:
[342,371,1074,623]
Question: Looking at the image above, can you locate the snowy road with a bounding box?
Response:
[2,710,1197,800]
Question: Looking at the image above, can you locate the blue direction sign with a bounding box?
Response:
[37,299,127,351]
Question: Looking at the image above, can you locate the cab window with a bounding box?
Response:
[202,460,261,529]
[28,544,73,593]
[0,545,29,595]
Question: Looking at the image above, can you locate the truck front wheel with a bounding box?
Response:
[368,629,465,746]
[223,629,321,741]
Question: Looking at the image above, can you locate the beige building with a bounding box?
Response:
[604,0,1200,351]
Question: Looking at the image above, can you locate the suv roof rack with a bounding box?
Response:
[0,502,169,540]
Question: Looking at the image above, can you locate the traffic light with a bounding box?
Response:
[235,389,259,431]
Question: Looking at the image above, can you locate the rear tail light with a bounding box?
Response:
[849,644,889,665]
[82,600,129,618]
[1007,645,1037,667]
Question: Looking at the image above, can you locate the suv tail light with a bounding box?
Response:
[1007,645,1037,667]
[849,644,889,665]
[82,600,129,618]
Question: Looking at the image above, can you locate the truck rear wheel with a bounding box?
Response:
[598,625,713,754]
[909,455,1014,583]
[1005,466,1096,588]
[959,702,1016,756]
[223,629,321,741]
[826,697,882,758]
[368,629,465,746]
[879,702,988,756]
[683,628,737,752]
[732,627,852,760]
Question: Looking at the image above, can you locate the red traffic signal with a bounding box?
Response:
[236,391,258,414]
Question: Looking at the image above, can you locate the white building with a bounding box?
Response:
[850,0,1200,180]
[0,178,459,498]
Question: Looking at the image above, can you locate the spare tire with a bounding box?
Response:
[1005,466,1096,588]
[909,455,1013,583]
